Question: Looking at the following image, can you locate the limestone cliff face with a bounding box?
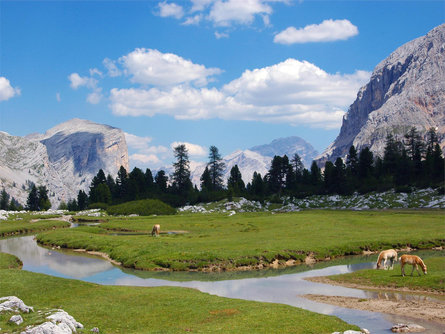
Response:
[318,24,445,163]
[0,119,129,207]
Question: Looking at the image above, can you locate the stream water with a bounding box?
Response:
[1,235,443,333]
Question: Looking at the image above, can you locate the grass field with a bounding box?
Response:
[36,210,444,271]
[0,216,69,237]
[0,253,357,334]
[326,256,445,293]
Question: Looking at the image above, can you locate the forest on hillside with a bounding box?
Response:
[1,127,443,212]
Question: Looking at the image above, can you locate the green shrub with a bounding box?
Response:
[88,202,109,210]
[106,199,176,216]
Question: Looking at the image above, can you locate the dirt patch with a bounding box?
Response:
[305,276,445,296]
[303,294,445,324]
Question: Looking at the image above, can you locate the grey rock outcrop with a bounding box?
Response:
[0,296,34,313]
[318,24,445,163]
[0,119,129,207]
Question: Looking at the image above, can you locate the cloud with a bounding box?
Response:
[119,48,222,87]
[191,0,215,12]
[56,92,61,102]
[0,77,20,101]
[157,1,184,19]
[183,14,203,25]
[103,58,121,77]
[208,0,272,27]
[86,88,103,104]
[214,31,229,39]
[89,68,103,77]
[274,19,359,44]
[171,141,207,156]
[130,153,161,165]
[109,58,370,129]
[68,73,97,89]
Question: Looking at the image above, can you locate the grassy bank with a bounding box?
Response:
[36,210,445,271]
[326,256,445,293]
[0,252,23,269]
[0,258,357,333]
[0,215,69,237]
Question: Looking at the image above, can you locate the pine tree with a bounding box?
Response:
[155,170,168,193]
[38,186,51,211]
[26,185,40,211]
[200,166,212,191]
[208,146,225,191]
[172,144,193,196]
[0,188,9,210]
[227,165,245,196]
[77,190,88,210]
[144,168,154,195]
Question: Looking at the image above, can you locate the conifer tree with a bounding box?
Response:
[227,165,245,196]
[208,146,225,191]
[155,170,168,193]
[77,190,88,210]
[26,185,40,211]
[0,188,9,210]
[172,144,193,196]
[200,166,212,191]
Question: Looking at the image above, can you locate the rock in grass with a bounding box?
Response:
[21,310,83,334]
[391,323,425,332]
[9,314,24,325]
[0,296,34,313]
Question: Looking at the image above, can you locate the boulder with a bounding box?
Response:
[9,314,24,325]
[0,296,34,313]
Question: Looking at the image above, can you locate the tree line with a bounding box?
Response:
[1,127,442,212]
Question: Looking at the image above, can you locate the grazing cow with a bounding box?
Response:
[376,249,398,270]
[399,254,427,276]
[151,224,160,237]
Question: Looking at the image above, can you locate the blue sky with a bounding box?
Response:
[1,0,444,170]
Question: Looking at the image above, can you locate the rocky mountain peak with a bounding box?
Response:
[0,119,129,207]
[318,23,445,163]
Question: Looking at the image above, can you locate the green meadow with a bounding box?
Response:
[36,210,444,271]
[0,253,357,334]
[327,256,445,293]
[0,215,69,237]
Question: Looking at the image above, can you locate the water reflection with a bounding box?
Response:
[1,236,443,333]
[0,236,114,279]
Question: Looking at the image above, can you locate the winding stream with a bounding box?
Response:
[1,235,443,333]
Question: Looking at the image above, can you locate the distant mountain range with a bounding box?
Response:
[317,23,445,163]
[176,137,318,187]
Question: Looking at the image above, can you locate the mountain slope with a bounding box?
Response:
[318,24,445,163]
[0,119,129,207]
[250,136,318,167]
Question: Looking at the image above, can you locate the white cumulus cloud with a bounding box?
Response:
[171,141,207,156]
[158,1,184,19]
[0,77,20,101]
[68,73,97,89]
[274,19,359,44]
[109,58,370,129]
[208,0,272,27]
[130,153,161,165]
[120,48,222,87]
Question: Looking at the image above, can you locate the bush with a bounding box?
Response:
[106,199,176,216]
[88,202,109,210]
